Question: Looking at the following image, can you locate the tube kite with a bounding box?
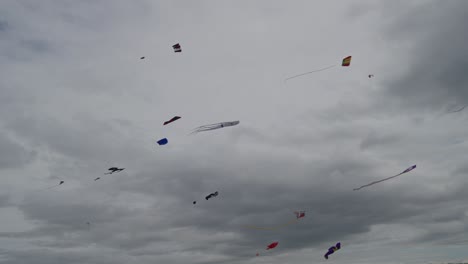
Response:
[353,165,416,191]
[163,116,181,125]
[157,138,168,145]
[205,191,219,200]
[284,56,352,82]
[190,121,239,134]
[324,242,341,259]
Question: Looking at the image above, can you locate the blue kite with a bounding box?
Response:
[157,138,168,145]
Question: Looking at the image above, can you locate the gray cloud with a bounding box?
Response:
[0,0,467,264]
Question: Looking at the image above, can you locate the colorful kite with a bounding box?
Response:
[105,167,125,175]
[341,56,352,66]
[353,165,416,191]
[173,43,182,53]
[163,116,181,125]
[190,121,239,134]
[324,242,341,259]
[285,56,352,82]
[157,138,168,145]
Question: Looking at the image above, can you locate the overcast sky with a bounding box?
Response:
[0,1,467,264]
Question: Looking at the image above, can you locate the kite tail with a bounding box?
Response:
[284,65,336,82]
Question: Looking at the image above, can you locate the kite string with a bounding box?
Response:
[284,65,337,82]
[243,218,298,230]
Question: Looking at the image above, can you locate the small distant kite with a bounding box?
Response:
[192,191,219,204]
[285,56,352,82]
[266,242,279,250]
[140,56,145,60]
[157,138,168,145]
[173,43,182,53]
[163,116,181,125]
[94,177,101,181]
[447,105,466,113]
[205,191,219,200]
[294,211,305,219]
[105,167,125,175]
[353,165,416,191]
[256,241,279,256]
[59,181,64,185]
[368,74,374,78]
[324,242,341,259]
[190,121,239,134]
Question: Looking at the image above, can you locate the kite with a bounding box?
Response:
[193,191,219,204]
[42,181,64,190]
[266,242,279,250]
[324,242,341,259]
[94,177,101,181]
[190,121,239,134]
[447,105,466,113]
[353,165,416,191]
[157,138,168,145]
[163,116,181,125]
[284,56,352,82]
[368,74,374,78]
[173,43,182,53]
[256,241,279,256]
[105,167,125,175]
[140,56,145,59]
[205,191,219,200]
[341,56,352,66]
[294,211,305,219]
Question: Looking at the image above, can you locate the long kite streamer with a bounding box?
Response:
[284,65,336,82]
[284,56,352,82]
[353,165,416,191]
[190,121,239,134]
[447,105,467,113]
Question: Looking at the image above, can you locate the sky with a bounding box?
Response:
[0,0,467,263]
